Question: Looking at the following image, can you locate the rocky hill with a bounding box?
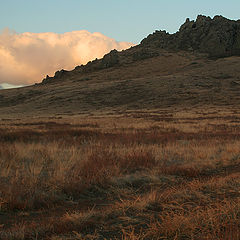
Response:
[1,15,240,118]
[141,15,240,58]
[42,15,240,85]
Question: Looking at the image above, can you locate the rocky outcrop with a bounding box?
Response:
[141,15,240,57]
[54,69,68,79]
[42,69,69,84]
[101,49,119,68]
[72,49,120,74]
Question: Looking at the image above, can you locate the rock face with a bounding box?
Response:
[141,15,240,57]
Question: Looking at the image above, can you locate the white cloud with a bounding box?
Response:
[0,29,134,85]
[0,83,23,89]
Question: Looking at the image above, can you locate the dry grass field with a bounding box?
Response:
[1,108,240,239]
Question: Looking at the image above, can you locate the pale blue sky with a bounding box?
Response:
[1,0,240,43]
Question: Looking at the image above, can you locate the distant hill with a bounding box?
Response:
[0,15,240,118]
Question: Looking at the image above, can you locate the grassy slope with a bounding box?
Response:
[0,51,240,118]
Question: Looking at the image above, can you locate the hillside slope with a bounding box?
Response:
[0,15,240,118]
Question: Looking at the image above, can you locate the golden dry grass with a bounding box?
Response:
[0,109,240,239]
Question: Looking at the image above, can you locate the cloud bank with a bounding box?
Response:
[0,29,134,86]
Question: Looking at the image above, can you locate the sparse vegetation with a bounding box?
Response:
[1,110,240,239]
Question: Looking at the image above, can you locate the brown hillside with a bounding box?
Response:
[0,15,240,118]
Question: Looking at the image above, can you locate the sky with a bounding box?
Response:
[0,0,240,88]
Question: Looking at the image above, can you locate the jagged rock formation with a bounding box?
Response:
[42,70,69,84]
[141,15,240,58]
[42,50,120,83]
[79,49,120,72]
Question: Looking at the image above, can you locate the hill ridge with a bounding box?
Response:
[1,15,240,117]
[42,15,240,85]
